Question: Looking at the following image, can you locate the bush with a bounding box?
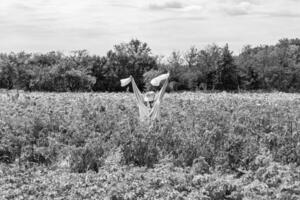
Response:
[204,179,243,200]
[121,131,159,168]
[69,140,104,173]
[0,148,14,163]
[192,157,210,175]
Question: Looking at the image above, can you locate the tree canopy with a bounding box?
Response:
[0,38,299,92]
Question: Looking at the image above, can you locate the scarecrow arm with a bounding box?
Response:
[149,101,159,117]
[131,76,144,104]
[157,78,169,102]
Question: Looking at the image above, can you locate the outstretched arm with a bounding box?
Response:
[156,78,169,102]
[131,76,144,104]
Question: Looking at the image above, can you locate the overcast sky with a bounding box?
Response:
[1,0,300,56]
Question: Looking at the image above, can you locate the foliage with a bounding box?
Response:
[121,131,159,168]
[0,91,299,199]
[1,38,300,92]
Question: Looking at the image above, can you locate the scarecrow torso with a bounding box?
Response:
[137,99,161,122]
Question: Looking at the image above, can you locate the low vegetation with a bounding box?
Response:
[0,91,299,199]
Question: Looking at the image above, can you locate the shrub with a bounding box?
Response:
[69,139,104,173]
[121,131,159,168]
[204,179,243,200]
[192,156,210,175]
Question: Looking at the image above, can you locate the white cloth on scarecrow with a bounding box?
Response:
[120,77,132,87]
[150,72,170,86]
[119,73,169,122]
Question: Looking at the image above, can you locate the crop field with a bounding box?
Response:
[0,91,300,200]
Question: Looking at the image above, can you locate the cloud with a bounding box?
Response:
[149,16,206,24]
[1,0,300,55]
[215,0,300,18]
[181,5,203,12]
[265,11,300,18]
[221,2,252,16]
[66,27,113,38]
[148,1,185,10]
[109,2,138,9]
[12,3,36,11]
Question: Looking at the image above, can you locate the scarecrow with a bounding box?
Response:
[120,72,170,122]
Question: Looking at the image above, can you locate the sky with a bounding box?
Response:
[0,0,300,56]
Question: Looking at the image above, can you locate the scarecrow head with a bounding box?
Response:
[144,91,155,108]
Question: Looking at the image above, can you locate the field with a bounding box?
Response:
[0,91,300,200]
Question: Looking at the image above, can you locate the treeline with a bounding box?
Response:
[0,38,300,92]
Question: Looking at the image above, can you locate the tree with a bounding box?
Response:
[104,39,158,91]
[197,45,223,90]
[216,44,239,90]
[167,51,186,84]
[0,38,300,92]
[236,45,260,90]
[91,56,108,91]
[0,55,18,89]
[184,46,199,70]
